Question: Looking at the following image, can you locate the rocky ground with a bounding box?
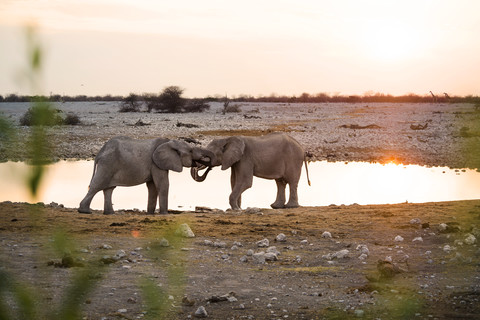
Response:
[0,200,479,319]
[0,101,479,319]
[1,101,480,168]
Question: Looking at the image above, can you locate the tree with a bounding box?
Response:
[158,86,185,113]
[119,93,141,112]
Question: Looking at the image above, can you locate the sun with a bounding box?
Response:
[362,19,421,62]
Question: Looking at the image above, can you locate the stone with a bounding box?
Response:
[464,234,476,245]
[266,246,280,256]
[276,233,287,242]
[394,235,404,242]
[356,244,369,255]
[264,252,278,261]
[194,306,208,318]
[240,255,248,263]
[253,252,266,264]
[409,218,421,224]
[256,238,269,247]
[246,249,254,256]
[412,237,423,243]
[175,223,195,238]
[321,231,332,238]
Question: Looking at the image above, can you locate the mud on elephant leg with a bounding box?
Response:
[271,179,287,209]
[103,187,116,215]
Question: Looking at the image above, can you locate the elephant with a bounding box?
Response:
[191,132,310,210]
[78,136,213,215]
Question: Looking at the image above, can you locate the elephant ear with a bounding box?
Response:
[152,140,189,173]
[222,137,245,170]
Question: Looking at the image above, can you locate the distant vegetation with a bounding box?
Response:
[2,91,480,104]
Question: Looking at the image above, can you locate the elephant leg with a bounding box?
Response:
[146,181,157,214]
[103,187,116,215]
[152,168,169,214]
[229,169,252,210]
[78,188,101,214]
[271,179,287,209]
[285,181,300,208]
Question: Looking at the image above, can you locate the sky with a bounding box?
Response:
[1,0,479,98]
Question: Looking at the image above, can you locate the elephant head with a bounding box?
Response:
[191,136,245,182]
[153,140,214,172]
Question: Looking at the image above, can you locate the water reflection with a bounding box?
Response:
[0,160,479,211]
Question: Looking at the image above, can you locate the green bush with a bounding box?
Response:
[19,105,63,126]
[64,113,81,125]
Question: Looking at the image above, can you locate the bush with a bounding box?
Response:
[64,113,81,125]
[158,86,185,113]
[119,93,142,112]
[20,105,63,126]
[183,99,210,113]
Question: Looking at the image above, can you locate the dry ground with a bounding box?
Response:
[1,200,479,319]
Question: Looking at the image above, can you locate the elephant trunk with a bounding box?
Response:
[191,166,212,182]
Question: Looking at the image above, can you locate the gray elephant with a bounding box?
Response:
[191,132,310,210]
[78,136,213,215]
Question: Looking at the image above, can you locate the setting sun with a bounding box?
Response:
[362,19,423,62]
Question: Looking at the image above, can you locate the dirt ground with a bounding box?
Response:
[0,200,479,319]
[0,101,479,319]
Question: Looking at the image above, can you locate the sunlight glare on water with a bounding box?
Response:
[0,160,479,211]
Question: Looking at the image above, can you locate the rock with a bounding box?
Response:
[182,296,195,306]
[117,308,127,313]
[245,207,262,214]
[240,255,248,263]
[159,238,169,247]
[276,233,287,242]
[356,244,369,255]
[409,218,421,224]
[412,237,423,243]
[114,250,127,260]
[253,252,266,264]
[266,246,280,256]
[100,244,113,250]
[321,231,332,238]
[233,241,243,247]
[394,235,404,242]
[358,253,368,260]
[323,249,349,260]
[464,234,476,245]
[443,245,454,252]
[175,223,195,238]
[264,252,278,261]
[300,239,308,245]
[256,238,269,247]
[246,249,254,256]
[203,240,213,246]
[194,306,208,318]
[206,292,237,303]
[213,241,227,248]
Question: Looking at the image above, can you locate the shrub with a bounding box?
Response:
[119,93,141,112]
[183,99,210,113]
[20,105,63,126]
[64,113,81,125]
[158,86,185,113]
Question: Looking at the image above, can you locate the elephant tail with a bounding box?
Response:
[304,155,311,186]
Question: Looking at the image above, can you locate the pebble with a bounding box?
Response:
[276,233,287,242]
[464,234,476,245]
[412,237,423,243]
[246,249,254,256]
[240,255,248,263]
[410,218,421,224]
[356,244,369,255]
[176,223,195,238]
[321,231,332,238]
[394,235,404,242]
[253,252,266,264]
[256,239,269,247]
[194,306,208,318]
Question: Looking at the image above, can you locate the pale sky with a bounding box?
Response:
[1,0,479,97]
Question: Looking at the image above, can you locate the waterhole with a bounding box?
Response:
[1,161,479,211]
